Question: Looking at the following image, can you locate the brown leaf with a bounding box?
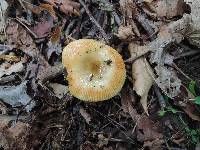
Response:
[40,4,57,19]
[6,20,37,57]
[31,16,54,38]
[46,0,80,15]
[121,85,163,145]
[136,115,163,142]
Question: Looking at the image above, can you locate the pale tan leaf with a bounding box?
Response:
[128,42,151,61]
[132,57,154,115]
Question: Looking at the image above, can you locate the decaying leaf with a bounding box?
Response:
[0,81,34,111]
[121,85,164,146]
[132,57,154,115]
[0,121,29,150]
[48,83,68,99]
[137,115,163,143]
[0,61,24,78]
[6,20,37,57]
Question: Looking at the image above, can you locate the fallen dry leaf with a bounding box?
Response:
[31,15,54,38]
[136,115,163,142]
[128,42,151,61]
[0,81,34,112]
[121,85,164,145]
[45,0,80,15]
[154,65,181,98]
[132,56,154,115]
[0,61,24,78]
[6,20,37,57]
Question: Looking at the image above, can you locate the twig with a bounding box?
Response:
[78,0,109,43]
[13,17,38,38]
[174,50,200,60]
[17,0,27,11]
[172,62,193,81]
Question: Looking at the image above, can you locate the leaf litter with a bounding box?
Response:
[0,0,200,149]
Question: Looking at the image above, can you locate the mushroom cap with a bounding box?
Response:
[62,39,126,102]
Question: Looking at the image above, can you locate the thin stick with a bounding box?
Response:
[13,17,38,38]
[172,62,193,81]
[78,0,109,43]
[174,50,200,60]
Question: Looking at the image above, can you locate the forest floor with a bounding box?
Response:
[0,0,200,149]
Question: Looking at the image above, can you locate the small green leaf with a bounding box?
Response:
[158,109,166,117]
[188,80,197,96]
[163,95,169,102]
[191,129,198,135]
[167,106,177,114]
[170,108,178,114]
[194,96,200,105]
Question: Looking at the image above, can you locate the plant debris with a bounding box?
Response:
[0,0,200,149]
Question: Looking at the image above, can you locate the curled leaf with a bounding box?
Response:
[0,62,24,78]
[132,57,154,115]
[0,81,34,112]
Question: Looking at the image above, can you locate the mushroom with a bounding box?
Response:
[62,39,126,102]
